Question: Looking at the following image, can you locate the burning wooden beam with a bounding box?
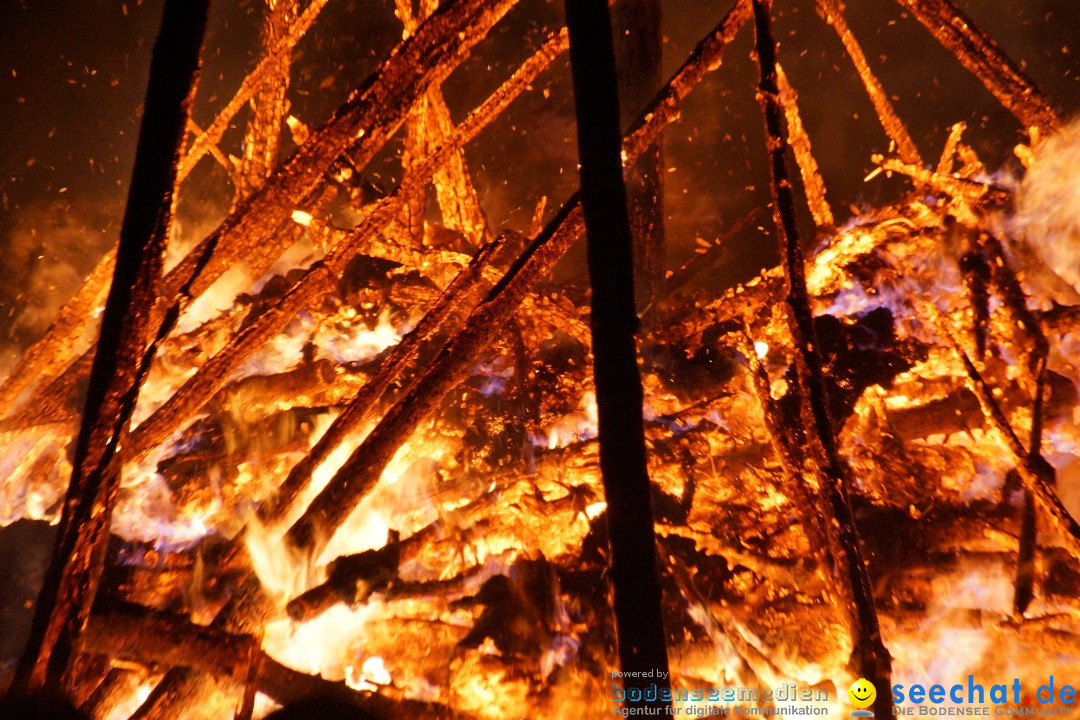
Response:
[234,0,299,201]
[180,0,334,183]
[750,1,893,714]
[283,0,755,558]
[815,0,923,167]
[12,0,210,693]
[259,231,528,526]
[891,0,1062,132]
[774,65,835,232]
[120,27,568,465]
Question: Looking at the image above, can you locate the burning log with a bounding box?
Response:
[283,205,587,555]
[740,332,835,586]
[152,0,521,318]
[80,667,145,720]
[82,606,260,685]
[872,155,1012,209]
[186,119,234,181]
[870,138,1066,623]
[972,231,1051,617]
[214,360,364,418]
[882,370,1076,441]
[0,254,113,417]
[286,532,402,622]
[394,0,492,246]
[77,607,469,720]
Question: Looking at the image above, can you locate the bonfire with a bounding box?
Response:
[1,0,1079,718]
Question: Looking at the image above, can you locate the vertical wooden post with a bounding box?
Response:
[563,0,671,710]
[12,0,210,694]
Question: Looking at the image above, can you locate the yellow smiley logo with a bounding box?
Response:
[848,678,877,709]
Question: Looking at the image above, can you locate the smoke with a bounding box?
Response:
[1015,116,1080,293]
[0,199,113,351]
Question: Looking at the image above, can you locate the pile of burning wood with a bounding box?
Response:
[2,0,1079,718]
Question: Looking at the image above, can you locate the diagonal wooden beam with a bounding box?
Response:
[775,63,835,230]
[282,0,754,561]
[234,0,299,200]
[179,0,330,182]
[815,0,922,166]
[892,0,1061,133]
[0,0,520,432]
[11,0,210,693]
[751,1,893,714]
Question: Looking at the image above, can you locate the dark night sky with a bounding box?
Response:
[0,0,1077,355]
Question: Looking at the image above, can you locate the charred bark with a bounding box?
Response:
[564,0,671,707]
[751,1,892,714]
[11,0,209,693]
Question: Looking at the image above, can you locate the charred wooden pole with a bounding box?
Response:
[944,333,1080,560]
[564,0,671,706]
[750,0,892,714]
[11,0,209,694]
